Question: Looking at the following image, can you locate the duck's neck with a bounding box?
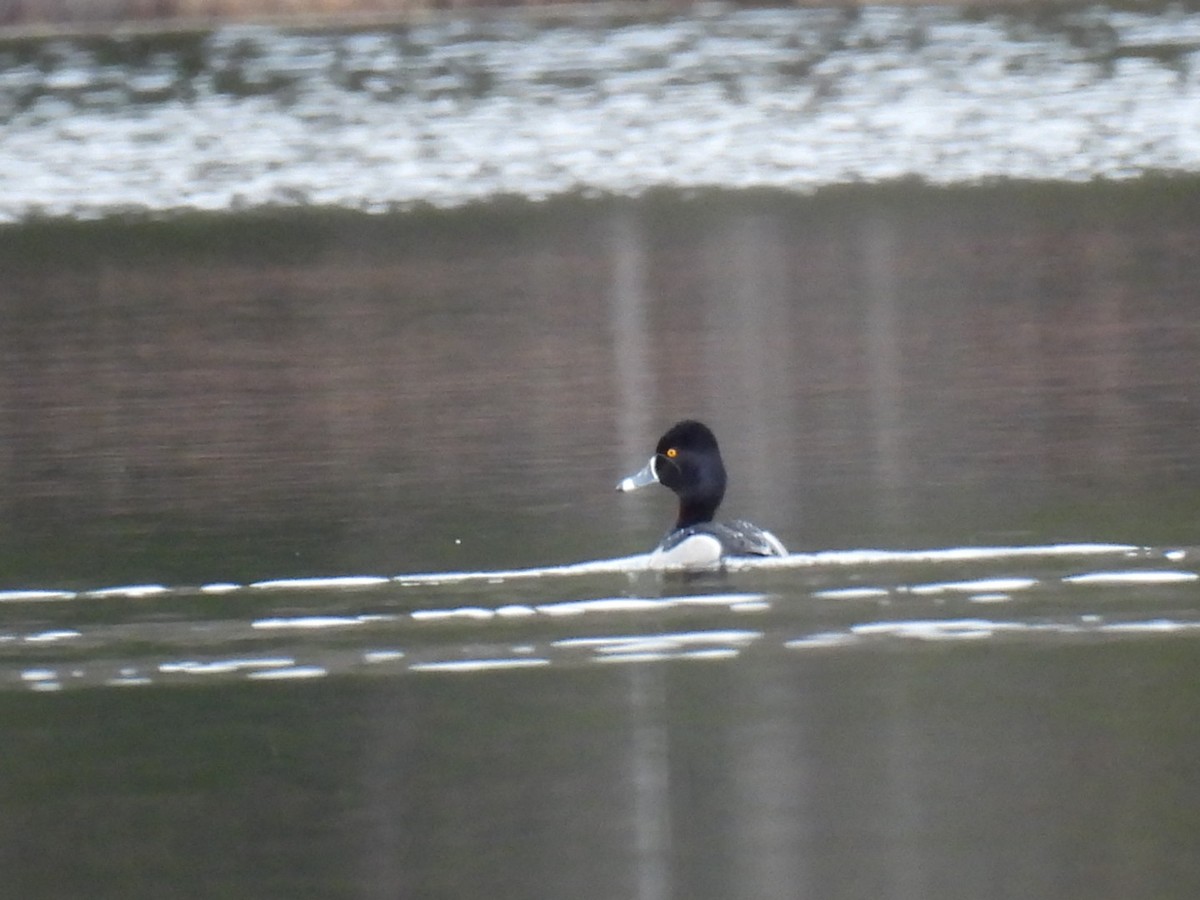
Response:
[675,497,719,529]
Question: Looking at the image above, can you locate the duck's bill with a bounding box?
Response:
[616,458,659,492]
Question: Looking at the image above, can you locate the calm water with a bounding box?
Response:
[3,184,1200,897]
[4,186,1200,582]
[3,4,1200,895]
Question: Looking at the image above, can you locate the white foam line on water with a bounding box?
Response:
[106,676,154,687]
[246,665,329,680]
[394,554,654,585]
[591,638,696,655]
[793,613,1200,648]
[391,544,1140,585]
[537,593,766,616]
[793,544,1140,567]
[586,640,749,660]
[411,607,496,622]
[251,614,396,630]
[82,584,169,599]
[249,576,390,591]
[200,582,243,594]
[678,648,742,661]
[785,632,859,650]
[968,593,1015,604]
[159,657,295,675]
[812,587,891,600]
[411,593,769,621]
[671,593,767,607]
[1063,570,1199,585]
[363,649,405,663]
[23,630,82,643]
[555,629,762,651]
[408,658,552,673]
[590,647,742,664]
[732,600,772,612]
[590,652,673,665]
[0,544,1147,604]
[0,589,78,602]
[1098,619,1200,634]
[787,619,1048,647]
[537,598,664,617]
[851,619,1028,640]
[908,577,1040,596]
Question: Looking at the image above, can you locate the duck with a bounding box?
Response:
[616,419,787,567]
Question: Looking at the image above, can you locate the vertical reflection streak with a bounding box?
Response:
[881,668,926,900]
[1083,232,1134,478]
[702,213,795,526]
[359,689,414,899]
[720,215,774,493]
[629,664,672,900]
[862,214,906,531]
[610,207,655,528]
[730,664,810,899]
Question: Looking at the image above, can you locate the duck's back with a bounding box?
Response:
[712,519,788,557]
[652,520,787,567]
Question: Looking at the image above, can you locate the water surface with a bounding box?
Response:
[4,6,1200,890]
[4,551,1200,898]
[3,183,1200,895]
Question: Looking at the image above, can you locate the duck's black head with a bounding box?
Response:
[617,419,728,529]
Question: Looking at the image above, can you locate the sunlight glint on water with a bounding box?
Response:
[2,543,1197,692]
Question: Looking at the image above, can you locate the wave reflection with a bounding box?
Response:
[0,542,1196,692]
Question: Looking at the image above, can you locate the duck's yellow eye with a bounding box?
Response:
[665,448,678,459]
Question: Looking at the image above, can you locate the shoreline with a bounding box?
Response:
[0,0,1065,40]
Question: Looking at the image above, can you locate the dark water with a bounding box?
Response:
[3,185,1199,583]
[3,183,1200,895]
[5,643,1200,899]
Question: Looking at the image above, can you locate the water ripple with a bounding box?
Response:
[0,542,1195,691]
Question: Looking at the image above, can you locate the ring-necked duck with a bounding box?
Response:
[617,419,787,566]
